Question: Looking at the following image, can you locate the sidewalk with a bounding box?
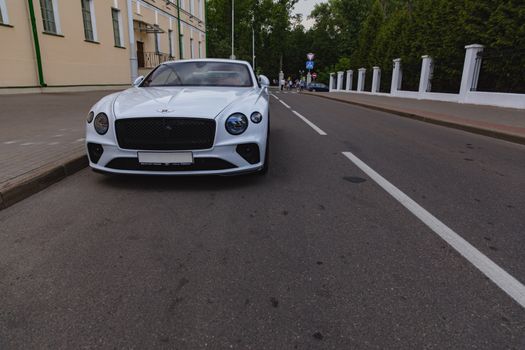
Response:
[303,91,525,144]
[0,90,120,209]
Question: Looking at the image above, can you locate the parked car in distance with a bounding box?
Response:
[85,59,270,176]
[306,82,329,92]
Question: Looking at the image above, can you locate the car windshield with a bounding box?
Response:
[141,61,254,87]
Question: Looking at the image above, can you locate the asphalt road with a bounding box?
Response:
[1,92,524,349]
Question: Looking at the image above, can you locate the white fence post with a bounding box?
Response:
[460,44,484,99]
[336,71,344,91]
[391,58,402,94]
[329,73,335,92]
[372,66,381,93]
[346,70,353,91]
[357,68,366,92]
[419,55,433,93]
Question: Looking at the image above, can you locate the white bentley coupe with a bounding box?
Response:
[85,59,270,175]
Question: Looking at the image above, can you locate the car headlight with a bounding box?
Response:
[87,111,94,123]
[250,112,263,124]
[225,113,248,135]
[93,113,109,135]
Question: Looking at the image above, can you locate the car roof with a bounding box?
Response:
[162,58,252,67]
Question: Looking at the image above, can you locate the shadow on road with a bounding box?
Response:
[95,172,267,192]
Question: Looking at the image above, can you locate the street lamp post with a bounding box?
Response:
[230,0,235,59]
[252,16,255,70]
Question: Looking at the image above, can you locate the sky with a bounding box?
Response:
[292,0,327,29]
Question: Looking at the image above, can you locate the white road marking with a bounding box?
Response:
[279,100,291,109]
[3,141,19,144]
[75,138,85,142]
[53,134,64,137]
[342,151,525,308]
[20,142,37,146]
[271,94,327,136]
[291,110,327,136]
[48,142,60,145]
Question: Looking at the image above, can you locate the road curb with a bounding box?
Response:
[0,154,88,211]
[303,92,525,146]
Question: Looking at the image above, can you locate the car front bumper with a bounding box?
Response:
[86,141,266,176]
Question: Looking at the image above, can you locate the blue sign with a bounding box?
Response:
[306,60,314,70]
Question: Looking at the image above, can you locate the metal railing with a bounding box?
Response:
[476,48,525,94]
[139,52,173,68]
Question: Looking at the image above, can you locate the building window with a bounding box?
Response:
[197,0,202,19]
[111,8,122,47]
[198,41,202,58]
[190,38,194,59]
[189,0,194,15]
[168,29,174,58]
[154,32,160,54]
[40,0,57,33]
[81,0,95,41]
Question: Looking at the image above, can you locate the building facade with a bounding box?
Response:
[0,0,206,91]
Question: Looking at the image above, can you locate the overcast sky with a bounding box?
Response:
[292,0,327,29]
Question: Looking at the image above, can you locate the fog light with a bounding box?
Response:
[87,143,104,164]
[236,143,260,164]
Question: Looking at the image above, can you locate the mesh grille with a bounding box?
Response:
[115,118,216,150]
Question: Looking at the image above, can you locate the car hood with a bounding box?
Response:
[113,87,255,119]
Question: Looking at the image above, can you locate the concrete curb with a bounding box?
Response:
[0,154,88,211]
[303,92,525,146]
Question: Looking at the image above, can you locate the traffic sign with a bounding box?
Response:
[307,53,315,61]
[306,61,314,70]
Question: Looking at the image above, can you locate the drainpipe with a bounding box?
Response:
[126,0,138,82]
[204,0,207,57]
[177,0,182,59]
[27,0,46,87]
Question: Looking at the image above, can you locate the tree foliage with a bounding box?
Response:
[207,0,525,92]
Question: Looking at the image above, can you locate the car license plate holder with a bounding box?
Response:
[138,152,194,165]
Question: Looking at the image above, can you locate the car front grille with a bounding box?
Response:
[115,118,216,150]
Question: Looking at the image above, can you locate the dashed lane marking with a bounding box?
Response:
[279,100,291,109]
[271,94,327,136]
[291,110,327,136]
[342,151,525,309]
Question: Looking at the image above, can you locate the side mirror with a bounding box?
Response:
[258,75,270,87]
[133,75,144,86]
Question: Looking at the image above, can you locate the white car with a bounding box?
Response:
[85,59,270,175]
